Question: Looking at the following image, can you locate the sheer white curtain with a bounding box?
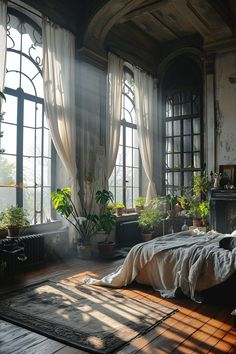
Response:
[106,52,124,181]
[42,20,80,239]
[0,0,7,103]
[133,67,157,203]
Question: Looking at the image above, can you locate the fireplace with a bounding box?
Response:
[210,190,236,233]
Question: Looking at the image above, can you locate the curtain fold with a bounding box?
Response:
[133,67,157,203]
[0,0,7,105]
[42,19,80,240]
[106,52,124,181]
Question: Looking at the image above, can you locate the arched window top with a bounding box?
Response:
[122,67,135,124]
[6,8,43,97]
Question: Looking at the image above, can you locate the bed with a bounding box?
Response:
[85,230,236,302]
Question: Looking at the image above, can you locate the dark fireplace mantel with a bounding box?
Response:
[210,189,236,233]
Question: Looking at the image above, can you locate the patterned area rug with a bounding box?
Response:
[0,280,177,353]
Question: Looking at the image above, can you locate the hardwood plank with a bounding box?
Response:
[17,338,66,354]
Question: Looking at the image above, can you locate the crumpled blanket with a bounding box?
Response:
[85,230,236,302]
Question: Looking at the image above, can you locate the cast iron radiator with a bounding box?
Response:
[19,234,45,267]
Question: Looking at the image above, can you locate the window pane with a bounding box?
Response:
[133,168,139,187]
[166,154,172,168]
[133,148,139,168]
[43,158,51,186]
[184,153,192,168]
[24,100,36,127]
[23,127,35,156]
[115,187,123,203]
[126,147,132,166]
[126,167,132,187]
[21,74,35,95]
[36,157,42,185]
[23,187,35,223]
[43,187,51,222]
[183,119,191,134]
[5,71,20,90]
[36,129,42,156]
[194,152,201,168]
[166,172,173,185]
[173,120,180,136]
[193,118,200,134]
[133,129,138,148]
[0,187,16,211]
[193,135,200,151]
[115,165,123,187]
[116,145,123,165]
[174,172,181,186]
[174,154,181,168]
[126,127,132,147]
[36,104,43,128]
[182,103,191,115]
[133,188,139,202]
[0,155,16,185]
[23,157,34,187]
[125,187,132,208]
[184,172,192,187]
[166,138,172,153]
[174,105,181,116]
[43,129,51,158]
[166,121,172,136]
[1,123,17,154]
[2,94,17,124]
[183,135,191,152]
[119,125,123,145]
[174,137,181,152]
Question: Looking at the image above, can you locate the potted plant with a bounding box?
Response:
[95,190,116,257]
[179,174,210,227]
[0,206,30,237]
[51,188,100,258]
[134,196,145,213]
[113,202,125,217]
[138,198,163,241]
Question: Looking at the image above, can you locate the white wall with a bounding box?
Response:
[215,50,236,166]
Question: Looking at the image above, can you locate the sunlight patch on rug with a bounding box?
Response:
[0,280,177,353]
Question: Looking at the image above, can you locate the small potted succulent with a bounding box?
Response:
[0,206,30,237]
[134,196,146,213]
[113,202,125,217]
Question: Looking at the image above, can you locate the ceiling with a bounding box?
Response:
[21,0,236,71]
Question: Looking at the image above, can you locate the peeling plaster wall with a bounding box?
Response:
[215,51,236,166]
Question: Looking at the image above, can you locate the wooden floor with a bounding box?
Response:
[0,256,235,354]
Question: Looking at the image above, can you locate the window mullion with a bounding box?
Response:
[16,89,24,207]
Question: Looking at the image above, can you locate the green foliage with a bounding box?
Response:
[192,174,210,197]
[180,193,209,219]
[0,206,29,229]
[95,189,116,235]
[51,188,116,245]
[166,193,179,210]
[134,197,146,207]
[113,202,125,209]
[138,198,163,233]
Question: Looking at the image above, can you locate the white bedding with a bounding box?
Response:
[85,230,236,302]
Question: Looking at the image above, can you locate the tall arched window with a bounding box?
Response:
[109,67,141,208]
[0,8,52,223]
[162,55,203,195]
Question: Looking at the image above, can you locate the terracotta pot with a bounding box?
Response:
[192,218,203,227]
[77,244,92,259]
[135,205,144,214]
[7,227,20,237]
[98,241,115,258]
[116,208,123,217]
[141,233,152,242]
